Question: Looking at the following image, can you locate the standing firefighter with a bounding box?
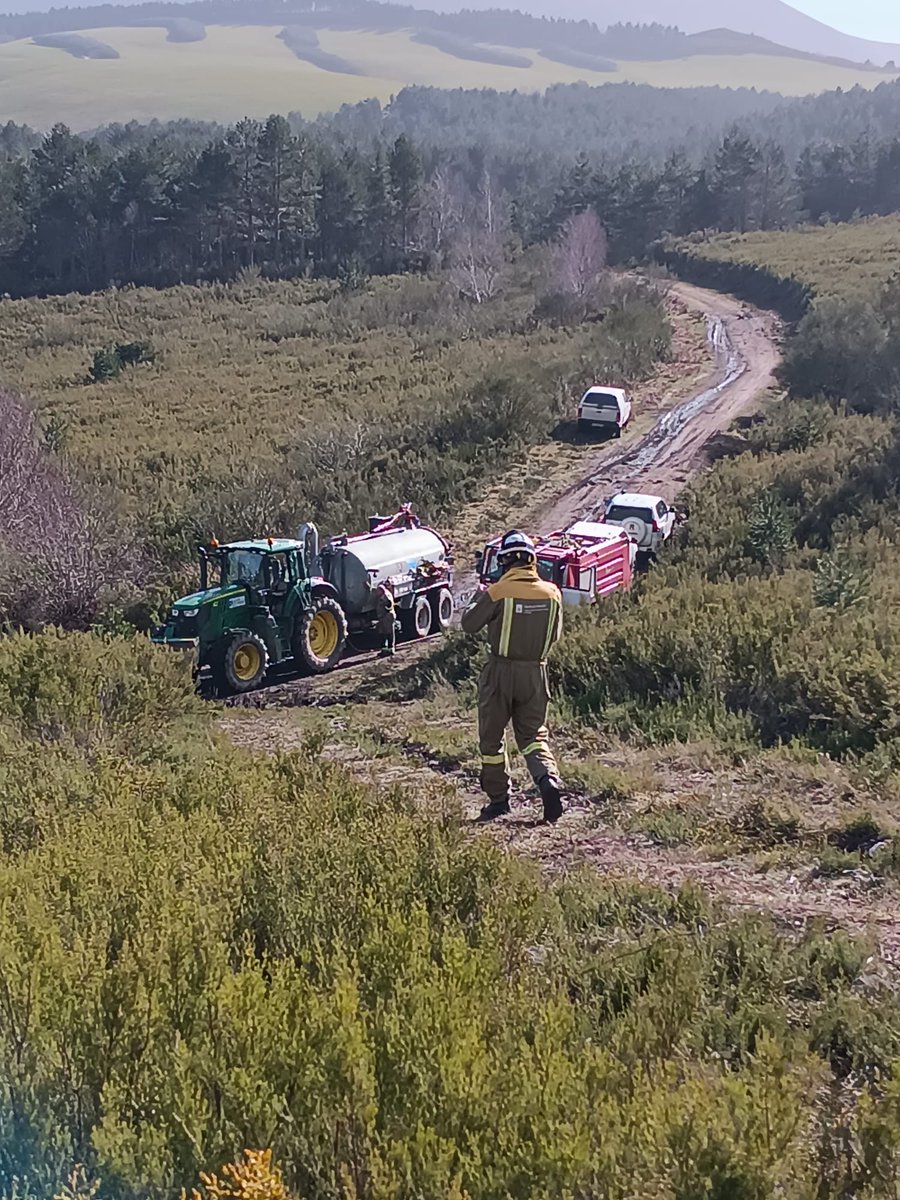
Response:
[461,530,565,824]
[375,580,397,656]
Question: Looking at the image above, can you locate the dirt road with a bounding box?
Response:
[508,281,780,545]
[447,280,779,604]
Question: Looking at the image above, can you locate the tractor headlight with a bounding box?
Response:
[180,608,199,618]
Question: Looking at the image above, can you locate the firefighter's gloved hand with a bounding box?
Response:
[394,620,401,632]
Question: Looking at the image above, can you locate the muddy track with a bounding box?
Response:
[227,282,780,709]
[516,281,780,544]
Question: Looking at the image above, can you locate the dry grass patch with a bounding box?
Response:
[682,215,900,302]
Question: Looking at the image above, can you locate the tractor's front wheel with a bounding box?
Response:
[213,632,269,695]
[293,596,348,675]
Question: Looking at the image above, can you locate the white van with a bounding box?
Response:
[577,387,632,437]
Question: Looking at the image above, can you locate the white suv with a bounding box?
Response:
[603,492,678,554]
[577,387,632,437]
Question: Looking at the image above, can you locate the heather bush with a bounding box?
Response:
[0,270,670,574]
[0,627,202,751]
[1,633,900,1196]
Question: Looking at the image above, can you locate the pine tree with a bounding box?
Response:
[388,134,423,259]
[814,555,869,610]
[713,128,762,232]
[747,493,794,566]
[256,115,314,271]
[315,156,362,274]
[756,141,795,230]
[226,117,261,266]
[365,148,393,271]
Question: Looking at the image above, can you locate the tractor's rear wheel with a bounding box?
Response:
[292,596,348,675]
[213,632,269,695]
[401,594,433,640]
[430,587,454,633]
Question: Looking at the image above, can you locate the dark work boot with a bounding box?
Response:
[476,798,511,823]
[538,775,563,825]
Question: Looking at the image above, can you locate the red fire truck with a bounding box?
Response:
[476,520,636,605]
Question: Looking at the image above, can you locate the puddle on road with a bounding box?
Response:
[586,312,748,508]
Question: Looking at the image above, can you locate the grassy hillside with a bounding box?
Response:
[0,268,673,573]
[0,23,895,127]
[670,214,900,306]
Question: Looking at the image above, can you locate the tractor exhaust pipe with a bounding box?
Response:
[198,546,209,592]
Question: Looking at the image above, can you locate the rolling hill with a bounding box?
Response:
[3,0,900,65]
[0,0,897,130]
[431,0,900,66]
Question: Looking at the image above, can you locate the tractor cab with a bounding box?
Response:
[203,539,307,608]
[153,536,327,689]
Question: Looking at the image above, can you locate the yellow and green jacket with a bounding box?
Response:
[461,565,563,662]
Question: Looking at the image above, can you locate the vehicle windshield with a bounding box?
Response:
[605,505,653,523]
[536,557,562,584]
[482,549,503,583]
[219,549,267,588]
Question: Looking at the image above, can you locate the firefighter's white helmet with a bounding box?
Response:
[497,529,537,564]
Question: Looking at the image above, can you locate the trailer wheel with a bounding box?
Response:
[430,587,454,633]
[213,632,269,695]
[293,596,348,674]
[402,594,433,640]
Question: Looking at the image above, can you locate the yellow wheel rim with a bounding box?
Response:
[233,642,262,682]
[309,611,339,658]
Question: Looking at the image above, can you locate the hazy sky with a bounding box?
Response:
[791,0,900,40]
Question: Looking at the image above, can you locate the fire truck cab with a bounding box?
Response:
[477,520,636,606]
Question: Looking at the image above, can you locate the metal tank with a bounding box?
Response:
[319,525,450,616]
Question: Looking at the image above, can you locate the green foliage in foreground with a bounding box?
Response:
[4,632,900,1198]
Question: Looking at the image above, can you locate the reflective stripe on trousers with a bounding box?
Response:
[477,655,559,802]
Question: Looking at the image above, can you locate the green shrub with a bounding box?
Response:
[814,554,870,610]
[89,345,122,382]
[4,632,900,1197]
[0,628,202,751]
[746,491,794,565]
[89,341,156,383]
[115,340,156,367]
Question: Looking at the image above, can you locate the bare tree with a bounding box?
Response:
[0,389,141,630]
[0,389,72,543]
[554,208,608,301]
[449,226,505,304]
[448,168,510,303]
[417,166,463,261]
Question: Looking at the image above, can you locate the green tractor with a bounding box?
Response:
[151,533,347,693]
